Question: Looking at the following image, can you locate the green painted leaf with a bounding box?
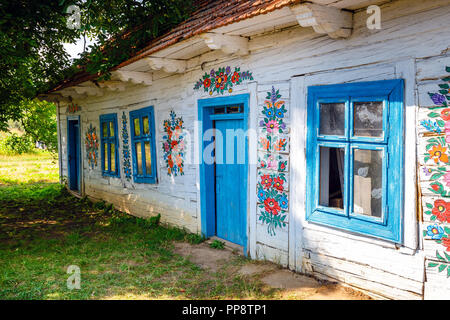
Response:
[426,203,433,209]
[437,250,446,262]
[428,262,439,268]
[444,251,450,262]
[445,227,450,235]
[431,215,437,221]
[428,112,441,118]
[439,84,450,89]
[438,264,447,273]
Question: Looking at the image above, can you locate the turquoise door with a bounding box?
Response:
[214,117,246,246]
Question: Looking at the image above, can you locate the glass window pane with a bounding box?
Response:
[136,142,143,175]
[103,143,109,171]
[110,143,115,173]
[319,103,346,136]
[353,149,383,218]
[134,118,140,136]
[144,141,152,176]
[143,116,149,135]
[319,146,345,210]
[109,121,115,137]
[353,101,383,137]
[102,122,108,137]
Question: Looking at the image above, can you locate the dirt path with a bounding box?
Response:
[173,242,372,300]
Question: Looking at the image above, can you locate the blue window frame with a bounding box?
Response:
[130,106,157,183]
[100,113,120,177]
[306,79,404,243]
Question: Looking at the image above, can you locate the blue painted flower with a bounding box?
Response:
[427,224,445,240]
[257,189,267,202]
[431,93,446,105]
[265,108,274,117]
[275,108,285,118]
[279,195,288,209]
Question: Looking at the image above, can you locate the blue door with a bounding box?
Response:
[214,117,246,246]
[68,119,80,192]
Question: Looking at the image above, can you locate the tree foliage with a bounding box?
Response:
[0,0,195,130]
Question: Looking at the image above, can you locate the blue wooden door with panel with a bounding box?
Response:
[68,119,80,192]
[214,117,246,246]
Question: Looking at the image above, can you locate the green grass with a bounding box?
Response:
[0,154,274,300]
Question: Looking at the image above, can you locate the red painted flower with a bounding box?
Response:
[272,177,284,191]
[231,72,240,83]
[264,198,281,216]
[431,184,441,192]
[442,237,450,252]
[432,199,450,223]
[203,78,211,88]
[261,175,272,189]
[279,162,286,171]
[441,108,450,121]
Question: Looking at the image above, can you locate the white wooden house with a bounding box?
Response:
[40,0,450,299]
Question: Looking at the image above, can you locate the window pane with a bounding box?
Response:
[319,103,345,136]
[319,146,345,210]
[110,143,115,173]
[109,121,115,137]
[353,149,383,218]
[135,142,143,175]
[134,118,140,136]
[102,122,108,137]
[353,102,383,137]
[142,116,149,135]
[103,143,109,171]
[144,141,152,175]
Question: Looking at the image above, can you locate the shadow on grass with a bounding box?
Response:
[0,183,269,300]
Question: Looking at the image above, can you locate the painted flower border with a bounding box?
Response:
[85,123,99,169]
[194,66,253,95]
[121,112,132,181]
[162,110,185,176]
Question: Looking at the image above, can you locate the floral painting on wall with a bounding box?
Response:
[421,67,450,197]
[122,112,132,181]
[423,199,450,278]
[256,86,290,236]
[85,124,99,169]
[194,66,253,95]
[162,110,185,176]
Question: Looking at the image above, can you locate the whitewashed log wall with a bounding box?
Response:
[56,0,450,299]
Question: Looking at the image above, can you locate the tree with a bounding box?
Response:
[0,0,194,130]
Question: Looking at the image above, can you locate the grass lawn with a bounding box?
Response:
[0,152,275,300]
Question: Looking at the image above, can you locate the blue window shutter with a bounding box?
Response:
[99,113,120,178]
[306,79,404,243]
[129,106,158,184]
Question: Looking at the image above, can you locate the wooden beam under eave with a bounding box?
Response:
[200,33,249,56]
[144,57,187,74]
[114,70,153,86]
[290,3,353,39]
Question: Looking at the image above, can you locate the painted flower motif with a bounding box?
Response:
[423,167,432,176]
[428,144,449,164]
[275,108,285,118]
[427,224,445,240]
[210,69,215,77]
[231,72,240,83]
[264,198,281,216]
[442,237,450,252]
[203,78,211,88]
[273,138,287,152]
[226,66,231,74]
[279,161,286,171]
[444,172,450,188]
[261,175,272,189]
[260,137,270,151]
[445,121,450,144]
[272,177,284,191]
[432,199,450,223]
[432,93,446,105]
[279,195,288,209]
[441,108,450,121]
[266,120,279,133]
[265,108,275,118]
[257,189,266,202]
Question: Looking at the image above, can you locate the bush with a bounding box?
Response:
[0,133,35,155]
